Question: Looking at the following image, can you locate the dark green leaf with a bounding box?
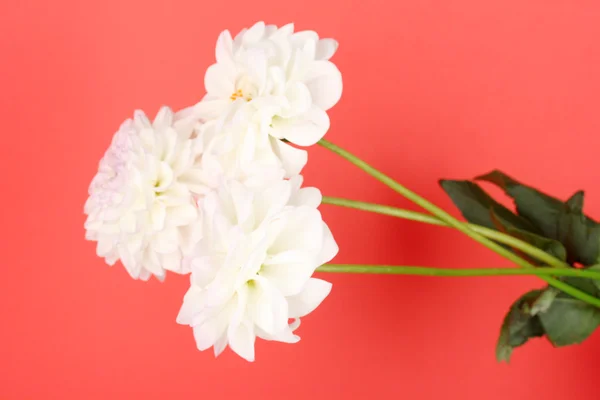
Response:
[538,298,600,346]
[487,208,566,264]
[557,207,600,266]
[496,290,545,363]
[560,276,600,299]
[538,276,600,346]
[439,180,537,232]
[566,191,584,213]
[476,170,564,239]
[477,170,600,266]
[504,226,567,262]
[530,288,560,315]
[475,170,520,190]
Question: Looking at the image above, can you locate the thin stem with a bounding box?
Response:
[318,139,599,307]
[322,196,570,269]
[318,264,600,279]
[318,139,541,270]
[317,265,600,307]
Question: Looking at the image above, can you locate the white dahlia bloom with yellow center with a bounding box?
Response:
[193,21,343,148]
[177,176,338,361]
[84,107,208,280]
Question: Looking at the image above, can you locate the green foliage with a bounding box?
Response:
[496,290,545,362]
[440,170,600,360]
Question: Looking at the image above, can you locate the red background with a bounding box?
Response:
[2,0,600,398]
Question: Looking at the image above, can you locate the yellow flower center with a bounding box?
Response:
[230,89,251,102]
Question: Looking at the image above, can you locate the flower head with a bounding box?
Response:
[84,107,207,280]
[193,21,343,148]
[196,100,308,183]
[176,176,338,361]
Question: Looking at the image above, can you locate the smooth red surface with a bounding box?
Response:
[2,0,600,398]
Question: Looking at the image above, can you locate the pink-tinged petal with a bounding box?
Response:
[133,110,151,129]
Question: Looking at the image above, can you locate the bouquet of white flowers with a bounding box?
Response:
[85,22,600,363]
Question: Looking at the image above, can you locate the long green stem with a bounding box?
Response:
[318,264,600,279]
[322,196,570,269]
[319,139,540,269]
[318,265,600,307]
[318,139,600,307]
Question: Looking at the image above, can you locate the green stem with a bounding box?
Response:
[322,196,570,269]
[318,139,600,307]
[317,265,600,307]
[318,139,539,269]
[318,264,600,279]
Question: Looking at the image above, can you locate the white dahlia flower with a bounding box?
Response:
[195,100,308,184]
[192,21,343,148]
[84,106,209,281]
[176,176,338,361]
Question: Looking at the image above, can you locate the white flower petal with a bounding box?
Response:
[161,250,182,272]
[290,184,322,208]
[243,21,266,44]
[315,39,338,60]
[304,61,343,111]
[318,223,339,265]
[168,204,198,227]
[269,207,324,254]
[260,256,316,296]
[252,277,289,334]
[291,30,319,48]
[193,312,230,352]
[216,30,233,64]
[271,105,330,146]
[176,285,204,325]
[205,64,236,98]
[192,98,231,121]
[227,320,255,362]
[153,106,174,129]
[287,278,332,318]
[213,333,229,357]
[270,138,307,177]
[151,204,167,231]
[280,82,312,118]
